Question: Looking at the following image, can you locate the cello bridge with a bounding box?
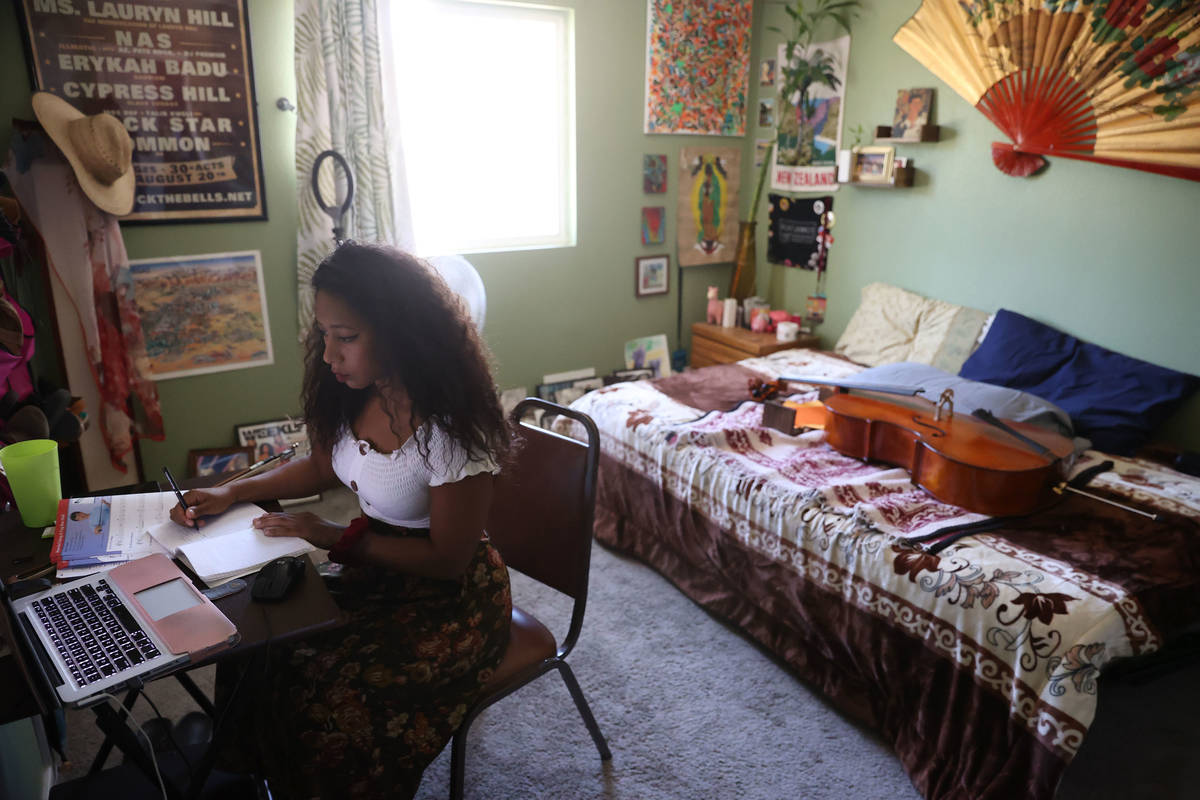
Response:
[934,389,954,422]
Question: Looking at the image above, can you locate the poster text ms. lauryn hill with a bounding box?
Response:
[19,0,266,222]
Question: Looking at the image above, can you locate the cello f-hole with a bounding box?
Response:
[911,416,945,437]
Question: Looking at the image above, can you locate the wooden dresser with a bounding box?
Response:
[689,322,819,368]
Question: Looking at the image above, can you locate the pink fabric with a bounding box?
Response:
[0,290,35,400]
[5,122,163,469]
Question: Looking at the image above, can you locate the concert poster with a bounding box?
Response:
[15,0,267,223]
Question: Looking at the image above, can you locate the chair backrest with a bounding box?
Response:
[486,398,600,656]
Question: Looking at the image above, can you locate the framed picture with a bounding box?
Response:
[851,146,895,184]
[13,0,267,223]
[188,446,254,480]
[758,98,775,127]
[635,255,670,298]
[129,250,273,380]
[235,418,309,462]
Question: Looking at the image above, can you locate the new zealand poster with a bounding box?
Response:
[16,0,266,222]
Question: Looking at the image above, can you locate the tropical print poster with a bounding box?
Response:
[129,250,273,380]
[677,147,741,267]
[772,35,850,192]
[644,0,752,135]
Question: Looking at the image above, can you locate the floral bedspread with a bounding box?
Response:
[565,349,1200,768]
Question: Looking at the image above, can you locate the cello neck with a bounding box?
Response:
[778,376,924,398]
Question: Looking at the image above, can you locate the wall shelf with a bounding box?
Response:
[848,163,914,188]
[873,124,941,143]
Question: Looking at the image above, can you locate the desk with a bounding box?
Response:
[0,499,344,798]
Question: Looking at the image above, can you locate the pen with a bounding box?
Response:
[162,466,196,528]
[214,444,295,487]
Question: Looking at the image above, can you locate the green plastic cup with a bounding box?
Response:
[0,439,62,527]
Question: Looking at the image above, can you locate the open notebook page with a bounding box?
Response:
[149,503,314,586]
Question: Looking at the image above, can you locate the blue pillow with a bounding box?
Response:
[959,310,1200,455]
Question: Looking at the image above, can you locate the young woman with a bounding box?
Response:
[172,242,512,798]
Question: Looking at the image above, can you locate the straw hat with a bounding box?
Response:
[31,92,135,216]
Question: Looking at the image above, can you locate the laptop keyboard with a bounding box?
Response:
[29,578,162,688]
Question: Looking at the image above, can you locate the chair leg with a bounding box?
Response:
[449,726,469,800]
[554,661,612,761]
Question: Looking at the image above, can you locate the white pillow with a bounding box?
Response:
[834,283,926,367]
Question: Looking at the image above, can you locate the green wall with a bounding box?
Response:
[2,0,1196,484]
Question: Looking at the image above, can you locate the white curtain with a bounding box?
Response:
[293,0,415,338]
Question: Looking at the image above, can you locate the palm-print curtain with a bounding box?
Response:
[294,0,403,338]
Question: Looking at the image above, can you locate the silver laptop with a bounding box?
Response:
[5,553,239,707]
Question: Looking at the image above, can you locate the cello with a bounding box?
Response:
[778,377,1076,516]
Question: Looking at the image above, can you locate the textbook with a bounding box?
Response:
[51,492,174,574]
[149,503,315,587]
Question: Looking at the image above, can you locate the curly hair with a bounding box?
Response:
[301,242,508,468]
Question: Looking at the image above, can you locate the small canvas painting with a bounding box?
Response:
[641,206,665,245]
[624,334,672,378]
[760,58,776,87]
[892,88,933,140]
[758,97,775,127]
[643,154,667,193]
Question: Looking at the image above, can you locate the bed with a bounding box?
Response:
[560,284,1200,800]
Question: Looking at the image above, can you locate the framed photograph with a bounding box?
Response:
[13,0,267,223]
[635,255,670,298]
[188,446,254,480]
[851,146,896,184]
[235,418,309,462]
[130,251,273,380]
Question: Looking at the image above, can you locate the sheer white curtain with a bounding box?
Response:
[293,0,415,338]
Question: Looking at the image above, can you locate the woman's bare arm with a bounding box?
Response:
[253,472,493,581]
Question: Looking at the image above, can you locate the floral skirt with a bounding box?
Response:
[218,533,512,799]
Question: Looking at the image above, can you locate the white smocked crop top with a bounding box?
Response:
[330,422,500,528]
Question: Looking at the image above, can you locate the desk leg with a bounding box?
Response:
[184,655,260,800]
[88,689,139,775]
[175,671,217,717]
[91,700,184,800]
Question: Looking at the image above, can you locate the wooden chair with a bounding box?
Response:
[449,398,612,798]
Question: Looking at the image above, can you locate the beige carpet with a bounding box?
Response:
[52,487,1200,799]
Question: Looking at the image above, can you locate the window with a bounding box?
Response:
[388,0,576,255]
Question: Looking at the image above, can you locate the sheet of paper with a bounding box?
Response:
[178,531,312,586]
[149,502,266,556]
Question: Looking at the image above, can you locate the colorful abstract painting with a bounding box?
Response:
[129,250,273,380]
[677,147,741,267]
[643,154,668,193]
[641,206,665,245]
[644,0,752,136]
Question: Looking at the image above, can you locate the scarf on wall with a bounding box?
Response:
[4,120,163,470]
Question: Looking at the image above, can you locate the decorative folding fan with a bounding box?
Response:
[894,0,1200,181]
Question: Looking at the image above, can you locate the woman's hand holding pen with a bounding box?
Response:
[253,512,344,549]
[168,486,237,528]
